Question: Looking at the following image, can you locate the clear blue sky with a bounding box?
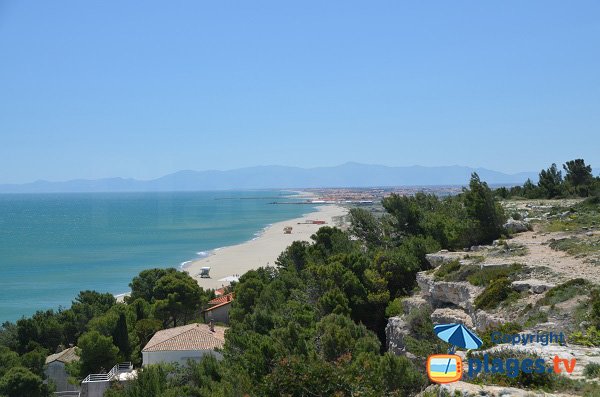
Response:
[1,1,599,183]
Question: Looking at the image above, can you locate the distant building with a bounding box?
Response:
[44,346,80,394]
[214,287,227,297]
[202,293,234,324]
[141,323,226,366]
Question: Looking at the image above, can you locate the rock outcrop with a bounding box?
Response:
[421,381,576,397]
[416,272,482,314]
[400,296,431,315]
[425,251,463,268]
[504,219,531,234]
[512,279,556,294]
[385,316,410,355]
[473,310,504,330]
[431,308,474,328]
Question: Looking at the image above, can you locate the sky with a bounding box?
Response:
[1,1,599,184]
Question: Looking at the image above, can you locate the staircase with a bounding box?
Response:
[81,362,133,383]
[79,363,134,397]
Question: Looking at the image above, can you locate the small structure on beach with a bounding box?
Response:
[199,266,211,278]
[142,323,226,366]
[202,293,234,325]
[45,346,80,394]
[283,226,293,234]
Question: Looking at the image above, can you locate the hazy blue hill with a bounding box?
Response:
[0,163,538,193]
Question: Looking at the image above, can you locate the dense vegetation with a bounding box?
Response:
[495,158,599,199]
[0,174,509,396]
[0,270,214,396]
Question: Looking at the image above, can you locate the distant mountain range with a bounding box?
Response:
[0,163,538,193]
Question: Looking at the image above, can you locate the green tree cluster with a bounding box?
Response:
[0,346,51,397]
[497,159,598,199]
[354,173,505,249]
[1,271,212,387]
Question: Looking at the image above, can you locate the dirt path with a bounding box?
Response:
[498,230,600,285]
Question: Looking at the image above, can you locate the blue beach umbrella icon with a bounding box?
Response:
[434,323,483,352]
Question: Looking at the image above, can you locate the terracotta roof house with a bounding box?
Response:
[203,293,234,324]
[208,292,234,306]
[142,323,226,366]
[45,347,80,393]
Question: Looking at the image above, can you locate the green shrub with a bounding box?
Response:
[570,326,600,347]
[545,197,600,232]
[402,308,449,358]
[538,278,589,306]
[385,298,403,317]
[578,195,600,208]
[434,260,461,280]
[438,263,523,287]
[475,277,516,310]
[405,308,434,337]
[584,363,600,379]
[464,254,485,263]
[466,263,523,287]
[524,310,549,328]
[550,237,600,256]
[592,289,600,328]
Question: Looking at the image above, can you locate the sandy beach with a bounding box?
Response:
[183,204,348,290]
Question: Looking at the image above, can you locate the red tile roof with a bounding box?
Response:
[142,323,226,352]
[202,299,232,313]
[214,287,226,297]
[208,292,234,306]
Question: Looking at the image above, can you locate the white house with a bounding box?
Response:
[44,346,80,394]
[142,323,226,366]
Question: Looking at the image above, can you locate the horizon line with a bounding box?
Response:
[0,162,537,186]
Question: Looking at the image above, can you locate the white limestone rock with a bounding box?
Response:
[504,219,531,234]
[431,308,474,328]
[512,279,556,294]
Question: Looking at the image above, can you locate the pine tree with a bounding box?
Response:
[112,313,130,361]
[538,163,563,198]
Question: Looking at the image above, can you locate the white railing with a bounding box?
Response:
[82,362,133,383]
[107,362,133,379]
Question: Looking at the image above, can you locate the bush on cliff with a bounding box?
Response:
[475,277,515,310]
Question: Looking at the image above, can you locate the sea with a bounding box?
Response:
[0,191,314,323]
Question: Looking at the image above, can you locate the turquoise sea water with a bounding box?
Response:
[0,191,314,322]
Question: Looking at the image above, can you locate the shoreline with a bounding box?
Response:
[114,195,348,301]
[182,204,348,290]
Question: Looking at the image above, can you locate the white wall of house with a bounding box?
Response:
[204,304,231,324]
[80,380,111,397]
[44,361,80,393]
[142,350,223,366]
